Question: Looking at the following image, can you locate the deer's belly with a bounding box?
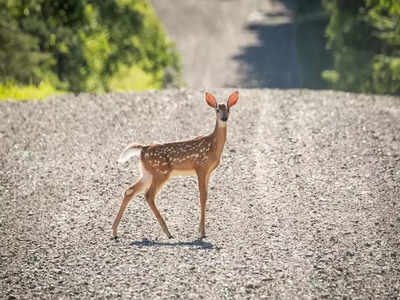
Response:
[170,169,197,177]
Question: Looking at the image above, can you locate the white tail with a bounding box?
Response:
[113,91,239,239]
[117,143,142,164]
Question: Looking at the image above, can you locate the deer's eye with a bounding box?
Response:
[216,108,220,113]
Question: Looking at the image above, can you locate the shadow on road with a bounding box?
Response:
[129,237,214,250]
[234,18,300,89]
[234,0,300,89]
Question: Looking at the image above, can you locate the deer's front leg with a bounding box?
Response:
[197,170,210,238]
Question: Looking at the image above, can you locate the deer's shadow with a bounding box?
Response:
[130,237,214,250]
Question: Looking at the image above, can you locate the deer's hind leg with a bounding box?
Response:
[145,174,173,239]
[112,169,152,238]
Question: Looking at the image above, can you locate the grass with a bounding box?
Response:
[0,81,61,101]
[0,64,160,101]
[108,65,161,92]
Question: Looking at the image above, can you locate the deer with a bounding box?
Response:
[112,91,239,239]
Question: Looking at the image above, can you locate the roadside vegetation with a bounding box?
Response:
[1,0,398,100]
[0,0,181,100]
[297,0,400,95]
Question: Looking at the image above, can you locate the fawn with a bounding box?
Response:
[113,91,239,239]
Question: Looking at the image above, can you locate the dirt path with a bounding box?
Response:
[150,0,300,88]
[1,89,399,298]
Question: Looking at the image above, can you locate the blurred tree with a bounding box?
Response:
[0,1,53,85]
[367,0,400,94]
[0,0,180,93]
[322,0,400,95]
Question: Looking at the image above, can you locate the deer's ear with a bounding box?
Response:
[205,92,217,108]
[227,91,239,107]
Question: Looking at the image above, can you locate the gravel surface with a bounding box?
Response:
[1,89,400,298]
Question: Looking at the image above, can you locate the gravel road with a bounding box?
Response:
[150,0,300,88]
[1,89,400,298]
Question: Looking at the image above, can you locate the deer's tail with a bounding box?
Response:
[118,143,143,164]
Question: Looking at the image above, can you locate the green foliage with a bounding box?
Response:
[0,0,180,96]
[0,2,53,85]
[367,0,400,94]
[322,0,400,95]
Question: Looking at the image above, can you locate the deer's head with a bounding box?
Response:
[205,91,239,123]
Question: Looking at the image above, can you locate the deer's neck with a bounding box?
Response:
[211,119,227,159]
